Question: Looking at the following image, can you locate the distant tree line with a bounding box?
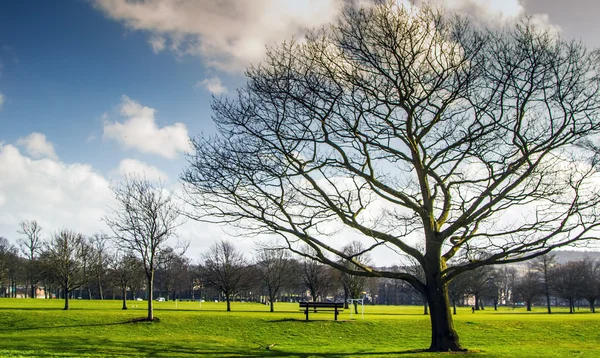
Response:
[1,228,598,314]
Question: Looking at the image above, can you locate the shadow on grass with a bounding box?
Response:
[0,340,447,358]
[0,307,67,311]
[485,311,596,316]
[260,349,456,357]
[267,318,358,324]
[0,316,158,332]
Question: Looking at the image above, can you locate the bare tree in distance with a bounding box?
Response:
[447,273,469,315]
[579,258,599,313]
[43,229,86,310]
[0,237,19,295]
[109,250,143,310]
[464,265,496,311]
[513,268,544,311]
[181,2,600,351]
[300,248,334,302]
[17,220,43,298]
[549,261,585,313]
[339,241,371,314]
[253,245,295,312]
[497,266,518,308]
[89,233,111,300]
[156,247,190,301]
[201,240,248,312]
[530,254,557,314]
[104,175,184,321]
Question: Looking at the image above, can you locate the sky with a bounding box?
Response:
[0,0,599,264]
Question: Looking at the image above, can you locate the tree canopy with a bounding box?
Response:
[182,2,600,351]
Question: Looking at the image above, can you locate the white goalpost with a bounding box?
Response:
[346,298,365,319]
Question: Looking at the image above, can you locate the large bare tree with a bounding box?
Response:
[17,220,43,298]
[181,2,600,351]
[104,176,183,321]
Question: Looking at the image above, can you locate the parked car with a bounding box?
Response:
[156,297,165,302]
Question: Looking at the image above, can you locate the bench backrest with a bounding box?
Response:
[299,302,344,309]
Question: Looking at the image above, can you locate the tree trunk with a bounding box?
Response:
[545,292,551,314]
[423,302,428,315]
[453,302,457,315]
[64,289,70,310]
[31,283,35,299]
[354,301,359,314]
[146,274,154,321]
[225,293,231,312]
[526,301,532,311]
[99,278,104,300]
[569,300,574,314]
[269,292,275,312]
[425,273,463,352]
[344,288,349,309]
[122,286,128,310]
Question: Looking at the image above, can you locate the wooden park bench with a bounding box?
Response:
[299,301,344,321]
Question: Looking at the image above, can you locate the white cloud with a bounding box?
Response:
[0,141,246,263]
[93,0,557,73]
[0,93,4,109]
[429,0,523,21]
[411,0,556,30]
[114,158,169,182]
[0,143,113,237]
[103,95,192,159]
[149,35,166,53]
[16,132,59,161]
[92,0,345,72]
[195,77,227,95]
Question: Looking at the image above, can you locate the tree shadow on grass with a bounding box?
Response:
[492,311,595,315]
[0,316,156,332]
[0,341,468,358]
[0,325,480,357]
[262,350,452,357]
[267,318,355,323]
[0,307,66,311]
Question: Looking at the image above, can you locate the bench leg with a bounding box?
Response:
[305,308,309,321]
[335,308,338,321]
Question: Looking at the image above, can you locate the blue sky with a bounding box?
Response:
[0,0,219,174]
[1,0,599,262]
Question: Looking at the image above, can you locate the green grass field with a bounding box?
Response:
[0,299,598,357]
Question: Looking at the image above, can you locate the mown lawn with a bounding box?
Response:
[0,299,598,357]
